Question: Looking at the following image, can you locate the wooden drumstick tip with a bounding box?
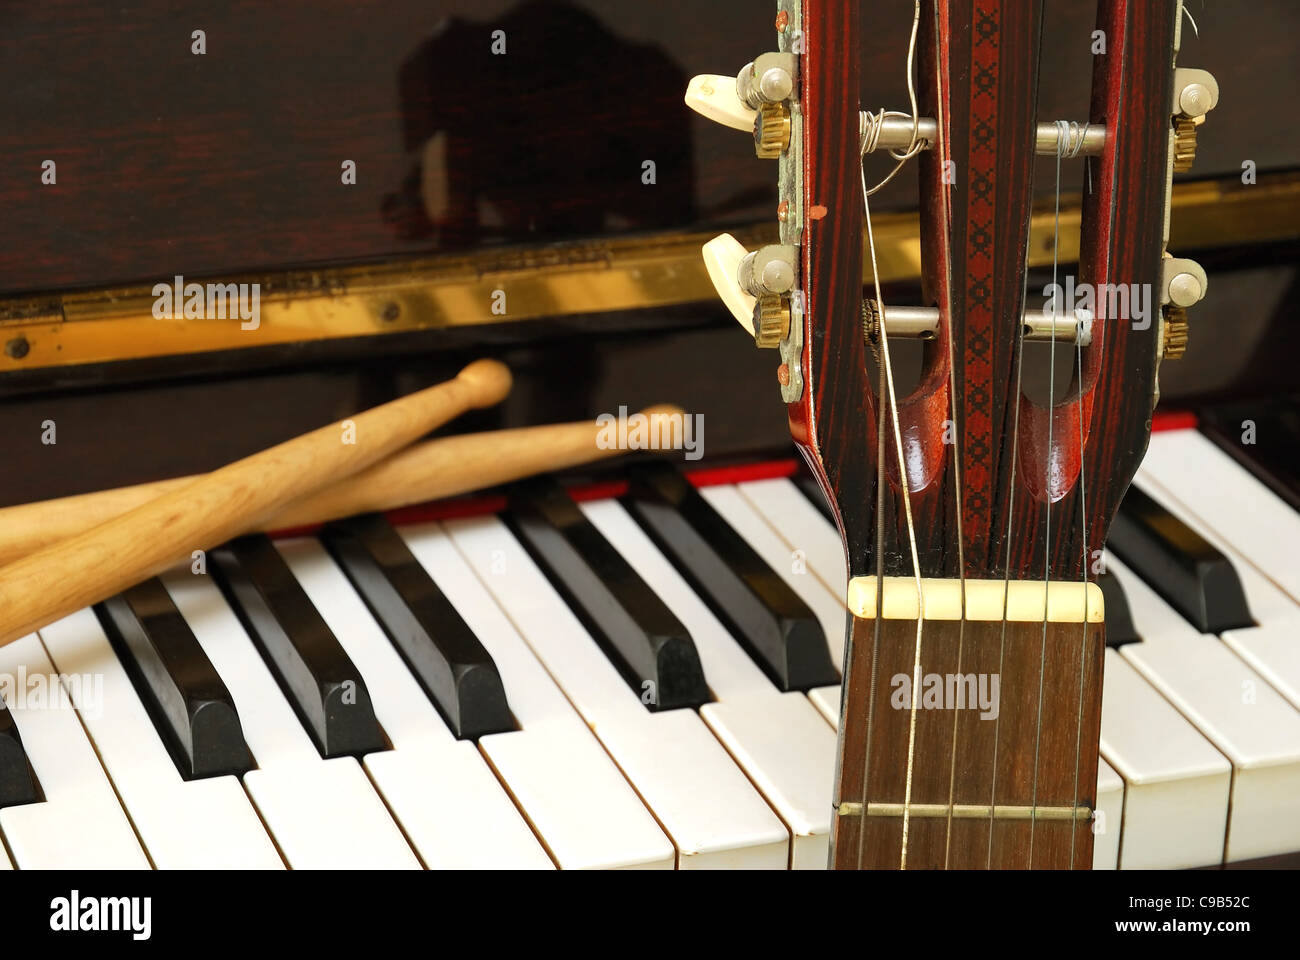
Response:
[455,358,513,407]
[635,403,686,420]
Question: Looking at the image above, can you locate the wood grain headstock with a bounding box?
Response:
[692,0,1217,869]
[789,0,1207,586]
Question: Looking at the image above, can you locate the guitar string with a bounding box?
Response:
[854,294,889,871]
[863,0,929,871]
[1065,120,1096,869]
[856,308,893,869]
[862,0,924,199]
[1027,114,1070,867]
[856,0,925,871]
[926,0,970,871]
[861,167,927,872]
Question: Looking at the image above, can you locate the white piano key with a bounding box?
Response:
[446,514,790,869]
[160,569,419,869]
[385,527,675,870]
[1130,454,1300,729]
[697,485,847,666]
[1098,635,1230,869]
[272,538,555,870]
[1140,429,1300,605]
[737,477,848,602]
[37,608,283,869]
[0,635,149,869]
[580,497,836,867]
[1222,621,1300,713]
[1092,757,1123,871]
[1113,559,1300,862]
[809,685,841,728]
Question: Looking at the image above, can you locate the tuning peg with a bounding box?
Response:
[1173,68,1219,120]
[1159,256,1206,360]
[684,75,756,132]
[1161,307,1189,359]
[1162,257,1208,308]
[702,234,797,348]
[1169,69,1218,173]
[686,54,797,159]
[702,233,758,333]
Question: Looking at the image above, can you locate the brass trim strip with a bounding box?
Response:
[837,802,1093,821]
[2,173,1296,372]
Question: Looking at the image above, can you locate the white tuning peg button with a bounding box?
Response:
[685,75,756,132]
[702,233,757,333]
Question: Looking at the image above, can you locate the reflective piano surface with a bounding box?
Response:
[2,418,1298,870]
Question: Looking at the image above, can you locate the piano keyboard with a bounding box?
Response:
[1,423,1297,870]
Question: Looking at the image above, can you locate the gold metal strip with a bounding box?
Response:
[837,802,1092,821]
[2,173,1296,372]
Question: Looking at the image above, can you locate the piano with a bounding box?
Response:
[0,411,1297,869]
[1,0,1298,872]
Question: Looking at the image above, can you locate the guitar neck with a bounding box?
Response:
[830,577,1105,869]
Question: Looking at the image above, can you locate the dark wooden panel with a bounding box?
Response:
[0,0,772,295]
[2,0,1293,297]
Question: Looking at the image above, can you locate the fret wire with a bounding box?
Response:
[839,801,1092,821]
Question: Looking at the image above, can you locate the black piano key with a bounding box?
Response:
[624,460,839,691]
[210,535,386,759]
[1107,485,1254,634]
[321,514,515,740]
[94,579,252,780]
[0,699,40,807]
[1097,571,1141,649]
[1200,398,1300,513]
[506,477,711,711]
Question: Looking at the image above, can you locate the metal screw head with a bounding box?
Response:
[777,199,789,222]
[1178,83,1211,118]
[758,67,793,103]
[4,336,29,360]
[761,259,795,294]
[777,363,791,386]
[1168,272,1204,307]
[774,10,789,32]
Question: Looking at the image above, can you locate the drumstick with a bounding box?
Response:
[0,358,512,648]
[0,404,684,565]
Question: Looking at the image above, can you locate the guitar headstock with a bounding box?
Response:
[690,0,1218,585]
